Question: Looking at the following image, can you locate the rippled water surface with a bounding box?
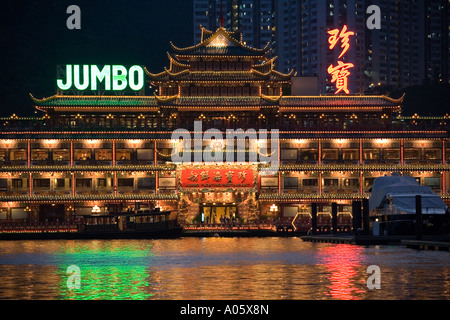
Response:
[0,237,449,300]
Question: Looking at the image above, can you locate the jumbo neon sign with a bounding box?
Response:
[57,65,145,91]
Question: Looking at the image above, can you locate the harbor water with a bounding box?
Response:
[0,237,449,300]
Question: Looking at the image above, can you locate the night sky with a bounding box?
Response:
[0,0,193,116]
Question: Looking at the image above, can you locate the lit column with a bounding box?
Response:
[71,173,75,197]
[318,139,322,165]
[154,140,157,165]
[112,139,116,166]
[443,140,446,195]
[114,172,117,197]
[29,173,32,197]
[70,140,74,166]
[360,171,363,195]
[278,171,281,194]
[27,139,31,167]
[319,172,322,195]
[154,140,158,195]
[442,172,446,196]
[359,139,363,165]
[400,138,404,165]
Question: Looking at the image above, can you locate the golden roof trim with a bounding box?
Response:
[171,27,267,54]
[154,94,180,102]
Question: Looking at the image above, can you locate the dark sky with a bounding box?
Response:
[0,0,193,116]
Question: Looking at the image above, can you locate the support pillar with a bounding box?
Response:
[352,200,362,234]
[415,195,423,240]
[362,198,370,235]
[311,203,317,235]
[331,202,338,234]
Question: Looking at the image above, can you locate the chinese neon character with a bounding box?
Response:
[238,171,247,182]
[225,171,234,183]
[327,61,354,94]
[188,172,198,181]
[327,25,355,59]
[200,171,210,181]
[213,172,222,182]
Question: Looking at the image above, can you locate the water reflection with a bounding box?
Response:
[0,238,449,300]
[54,241,154,300]
[317,244,366,300]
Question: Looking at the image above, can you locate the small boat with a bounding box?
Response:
[78,209,183,239]
[369,174,449,235]
[0,209,183,240]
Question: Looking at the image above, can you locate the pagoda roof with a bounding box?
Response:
[30,94,158,107]
[29,93,404,112]
[170,27,269,58]
[280,94,405,108]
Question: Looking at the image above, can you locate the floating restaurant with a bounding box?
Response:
[0,26,449,235]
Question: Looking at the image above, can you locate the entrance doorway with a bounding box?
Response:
[39,204,65,222]
[200,204,238,224]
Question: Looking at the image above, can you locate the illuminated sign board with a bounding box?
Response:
[327,25,354,94]
[180,169,254,189]
[57,65,145,91]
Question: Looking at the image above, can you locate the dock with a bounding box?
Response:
[301,234,450,247]
[401,240,450,251]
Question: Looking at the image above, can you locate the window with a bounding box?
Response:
[137,149,154,161]
[10,149,27,161]
[97,178,107,188]
[74,149,92,161]
[284,177,299,189]
[302,178,318,186]
[424,177,440,189]
[364,178,376,187]
[404,149,420,160]
[31,149,49,161]
[12,179,26,188]
[324,179,338,186]
[55,179,66,188]
[76,179,92,188]
[384,149,400,160]
[343,178,359,187]
[116,149,132,161]
[363,149,380,160]
[424,149,441,160]
[301,149,318,161]
[342,149,359,160]
[118,178,134,187]
[322,149,338,160]
[53,149,70,161]
[137,178,156,190]
[33,179,50,188]
[0,149,7,161]
[94,149,112,161]
[0,179,7,192]
[281,149,298,160]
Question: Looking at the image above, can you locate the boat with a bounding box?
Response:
[0,209,183,240]
[369,174,449,235]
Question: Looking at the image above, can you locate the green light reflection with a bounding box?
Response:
[56,241,155,300]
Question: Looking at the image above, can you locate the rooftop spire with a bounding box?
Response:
[219,0,224,28]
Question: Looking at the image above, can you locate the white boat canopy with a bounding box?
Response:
[369,174,448,214]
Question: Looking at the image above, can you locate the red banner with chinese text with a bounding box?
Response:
[180,169,254,188]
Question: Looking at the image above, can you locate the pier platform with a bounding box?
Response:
[301,234,450,246]
[401,240,450,251]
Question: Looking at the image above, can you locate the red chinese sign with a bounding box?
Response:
[180,169,254,188]
[327,61,354,94]
[327,25,354,94]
